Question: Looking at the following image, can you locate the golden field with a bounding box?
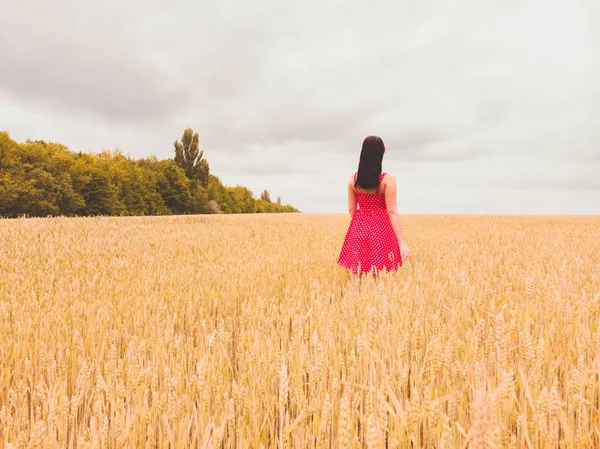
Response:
[1,213,599,448]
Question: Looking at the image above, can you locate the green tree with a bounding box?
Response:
[80,167,116,216]
[155,160,191,214]
[230,185,256,213]
[260,190,271,202]
[0,129,300,218]
[0,132,24,217]
[1,136,86,217]
[207,174,234,213]
[138,156,171,215]
[103,151,147,215]
[189,180,211,214]
[173,128,210,188]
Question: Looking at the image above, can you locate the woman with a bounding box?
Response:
[338,135,412,275]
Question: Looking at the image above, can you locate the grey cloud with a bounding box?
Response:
[0,21,187,121]
[380,130,484,163]
[1,0,600,213]
[207,106,380,150]
[475,100,507,127]
[222,156,301,177]
[0,1,270,123]
[509,174,600,192]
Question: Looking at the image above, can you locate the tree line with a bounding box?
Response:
[0,129,299,218]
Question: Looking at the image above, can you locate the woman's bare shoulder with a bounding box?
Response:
[382,173,396,185]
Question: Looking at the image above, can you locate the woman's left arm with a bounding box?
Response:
[347,176,357,218]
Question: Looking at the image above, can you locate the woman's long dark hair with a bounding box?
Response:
[354,136,385,190]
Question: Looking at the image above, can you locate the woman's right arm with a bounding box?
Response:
[384,176,412,261]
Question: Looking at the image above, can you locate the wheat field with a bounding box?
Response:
[1,214,599,448]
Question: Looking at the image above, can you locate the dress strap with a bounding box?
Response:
[378,172,387,194]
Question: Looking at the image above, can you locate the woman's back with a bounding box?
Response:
[337,135,411,275]
[354,172,388,211]
[339,171,400,273]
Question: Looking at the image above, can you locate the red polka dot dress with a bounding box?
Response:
[338,172,402,274]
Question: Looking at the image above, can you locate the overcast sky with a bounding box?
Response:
[1,0,599,213]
